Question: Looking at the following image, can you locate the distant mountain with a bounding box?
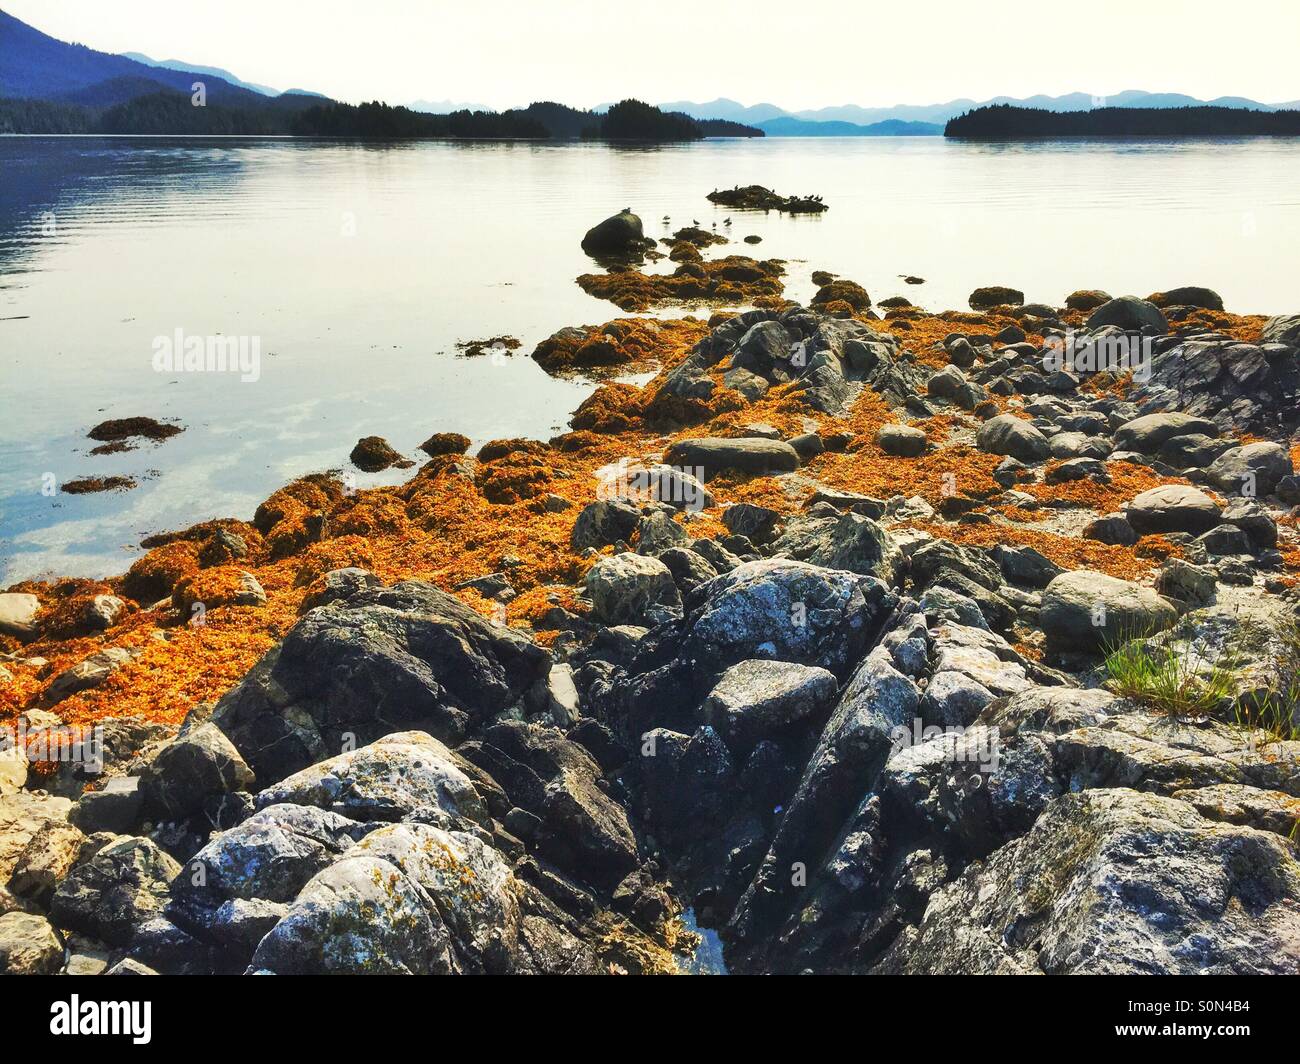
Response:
[660,90,1295,135]
[757,116,941,137]
[655,97,790,124]
[408,98,493,114]
[120,52,281,96]
[0,9,276,107]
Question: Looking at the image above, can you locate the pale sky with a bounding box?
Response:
[9,0,1299,110]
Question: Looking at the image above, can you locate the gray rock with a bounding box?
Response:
[46,647,133,700]
[1260,313,1300,348]
[770,512,903,584]
[1083,512,1138,546]
[1154,558,1217,607]
[9,820,87,904]
[920,670,996,727]
[990,544,1063,588]
[876,424,927,456]
[49,836,181,947]
[254,732,488,826]
[250,852,455,974]
[585,552,681,626]
[684,559,896,676]
[976,414,1049,462]
[1040,570,1177,652]
[1220,499,1277,548]
[721,502,782,544]
[544,664,581,728]
[635,510,688,556]
[1048,431,1112,460]
[1113,412,1218,454]
[1149,285,1223,311]
[571,499,640,549]
[1085,296,1167,333]
[1125,483,1223,535]
[1206,442,1294,499]
[875,788,1300,974]
[138,722,255,819]
[701,659,838,749]
[211,580,550,783]
[580,209,649,257]
[664,437,801,480]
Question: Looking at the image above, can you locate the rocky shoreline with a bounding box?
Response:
[2,215,1299,974]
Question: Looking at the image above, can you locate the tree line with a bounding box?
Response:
[946,103,1300,138]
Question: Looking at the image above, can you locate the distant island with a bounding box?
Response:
[0,92,762,140]
[946,103,1300,138]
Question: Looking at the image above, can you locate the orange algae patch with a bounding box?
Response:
[1026,461,1186,514]
[908,521,1160,581]
[577,256,786,312]
[532,318,708,376]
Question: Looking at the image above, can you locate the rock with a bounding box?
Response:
[1206,442,1294,499]
[349,435,412,472]
[658,547,720,596]
[0,912,63,975]
[1083,513,1138,546]
[544,664,581,728]
[211,580,550,783]
[199,529,249,567]
[1040,570,1177,652]
[990,544,1063,588]
[45,647,133,700]
[585,553,681,626]
[1220,499,1277,549]
[721,503,782,544]
[1154,559,1217,607]
[636,511,688,556]
[682,559,896,677]
[1065,289,1111,311]
[250,852,455,974]
[49,837,181,947]
[968,285,1024,310]
[876,424,927,457]
[138,723,255,819]
[255,732,487,826]
[875,789,1300,974]
[701,660,838,749]
[1170,784,1300,838]
[418,432,471,458]
[976,414,1050,462]
[69,776,143,835]
[1124,484,1222,535]
[1147,286,1224,310]
[1046,457,1107,483]
[1259,314,1300,347]
[1085,296,1167,333]
[105,958,159,975]
[920,670,996,727]
[580,209,650,257]
[0,791,73,886]
[299,566,382,611]
[1113,412,1218,453]
[0,593,40,639]
[169,803,366,945]
[812,279,871,311]
[663,437,801,480]
[81,594,127,631]
[770,512,903,584]
[1198,523,1253,557]
[571,499,641,549]
[9,821,87,904]
[1048,431,1112,460]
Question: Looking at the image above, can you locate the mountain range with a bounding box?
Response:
[656,92,1300,136]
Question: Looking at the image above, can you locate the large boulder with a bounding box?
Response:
[210,580,550,783]
[976,414,1050,462]
[1124,484,1222,535]
[875,789,1300,974]
[1206,442,1294,498]
[585,553,681,626]
[968,285,1024,310]
[1147,286,1224,311]
[768,512,903,584]
[580,209,650,257]
[1085,296,1167,333]
[1040,570,1177,652]
[1113,412,1218,453]
[701,660,838,749]
[682,559,896,677]
[254,732,489,826]
[571,499,640,549]
[664,437,801,480]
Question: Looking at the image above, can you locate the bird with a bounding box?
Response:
[723,217,732,226]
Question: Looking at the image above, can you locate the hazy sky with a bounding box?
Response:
[10,0,1299,109]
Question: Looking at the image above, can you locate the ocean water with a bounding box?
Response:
[2,134,1298,582]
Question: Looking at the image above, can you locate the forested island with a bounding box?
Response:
[0,91,761,140]
[946,103,1300,138]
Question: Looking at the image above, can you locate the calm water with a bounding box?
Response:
[2,135,1298,583]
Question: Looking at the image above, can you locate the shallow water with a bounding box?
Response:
[2,135,1298,582]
